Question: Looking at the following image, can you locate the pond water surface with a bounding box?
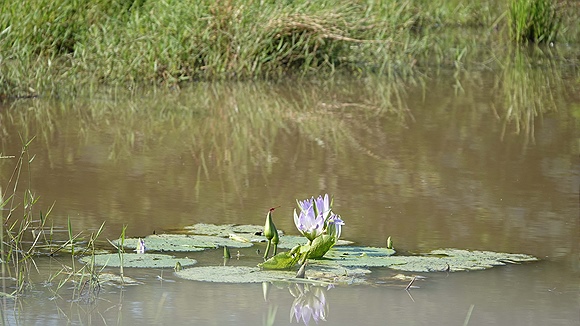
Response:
[0,68,578,325]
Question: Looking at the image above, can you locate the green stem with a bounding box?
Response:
[264,240,271,259]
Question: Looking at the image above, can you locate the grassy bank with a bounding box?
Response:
[0,0,576,96]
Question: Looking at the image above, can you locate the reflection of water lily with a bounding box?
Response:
[290,284,330,325]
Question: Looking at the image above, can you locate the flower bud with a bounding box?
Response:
[264,209,277,241]
[263,207,279,259]
[386,236,393,249]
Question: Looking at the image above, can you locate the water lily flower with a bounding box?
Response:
[312,194,332,220]
[294,202,325,242]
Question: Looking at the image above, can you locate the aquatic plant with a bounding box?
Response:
[294,194,342,244]
[261,194,345,269]
[293,196,328,242]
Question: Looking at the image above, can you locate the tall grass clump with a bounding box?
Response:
[509,0,561,43]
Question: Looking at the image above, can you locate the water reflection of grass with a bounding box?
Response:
[1,78,418,234]
[494,46,569,145]
[0,0,468,94]
[2,78,413,170]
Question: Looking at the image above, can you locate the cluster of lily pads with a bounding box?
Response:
[81,194,538,284]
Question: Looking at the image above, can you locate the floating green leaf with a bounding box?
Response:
[184,223,278,237]
[80,253,197,268]
[302,264,371,285]
[176,266,295,283]
[175,264,371,284]
[325,246,397,259]
[183,223,352,248]
[114,234,253,252]
[320,248,537,272]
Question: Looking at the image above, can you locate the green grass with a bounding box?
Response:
[1,0,577,96]
[0,0,503,96]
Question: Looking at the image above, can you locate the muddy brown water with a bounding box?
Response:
[0,71,578,325]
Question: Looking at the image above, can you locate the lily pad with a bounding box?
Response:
[185,223,282,237]
[320,248,537,272]
[183,224,353,248]
[325,246,397,259]
[304,263,371,285]
[175,266,295,283]
[114,234,253,252]
[174,264,371,284]
[428,249,538,264]
[80,253,197,268]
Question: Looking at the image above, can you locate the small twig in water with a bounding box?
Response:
[405,276,416,291]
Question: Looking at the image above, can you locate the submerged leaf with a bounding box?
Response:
[98,273,143,286]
